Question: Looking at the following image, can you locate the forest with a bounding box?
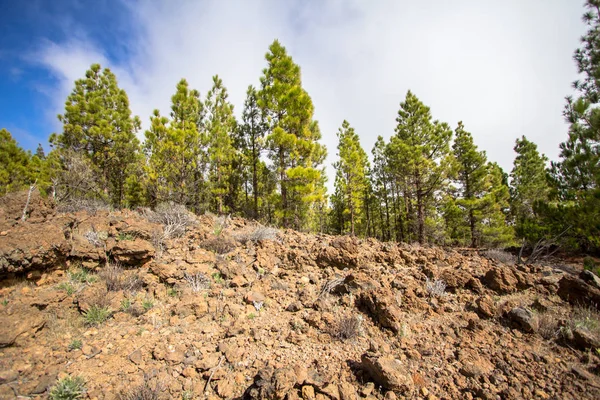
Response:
[2,2,600,254]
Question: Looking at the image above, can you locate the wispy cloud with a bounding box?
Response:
[31,0,586,189]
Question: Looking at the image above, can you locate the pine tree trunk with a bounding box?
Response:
[279,147,288,227]
[416,176,424,244]
[252,140,259,219]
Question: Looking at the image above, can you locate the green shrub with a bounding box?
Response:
[58,282,75,295]
[83,305,111,326]
[142,298,154,311]
[117,232,135,241]
[68,339,82,351]
[49,375,86,400]
[212,272,224,284]
[69,267,96,284]
[583,256,600,276]
[121,298,132,312]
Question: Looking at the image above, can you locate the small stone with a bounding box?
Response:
[0,231,7,236]
[182,367,197,378]
[0,370,18,384]
[129,349,142,365]
[361,382,375,396]
[384,392,397,400]
[244,291,266,304]
[302,385,316,400]
[286,302,302,312]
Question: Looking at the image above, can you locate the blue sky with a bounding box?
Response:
[0,0,136,151]
[0,0,588,188]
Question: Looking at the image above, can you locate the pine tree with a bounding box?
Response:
[144,79,204,208]
[0,129,33,195]
[452,121,488,247]
[550,0,600,250]
[370,136,393,241]
[510,136,550,241]
[237,85,268,219]
[52,63,141,207]
[205,75,238,214]
[332,120,369,235]
[258,40,327,229]
[35,144,46,160]
[388,91,452,243]
[480,162,514,247]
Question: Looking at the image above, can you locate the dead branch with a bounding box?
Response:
[21,180,37,221]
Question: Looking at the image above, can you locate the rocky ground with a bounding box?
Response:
[1,191,600,399]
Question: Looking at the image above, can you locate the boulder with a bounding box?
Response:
[360,352,413,392]
[579,270,600,289]
[0,222,70,274]
[316,236,361,269]
[558,275,600,311]
[507,307,537,333]
[358,287,402,333]
[483,266,518,294]
[0,304,45,347]
[245,367,298,400]
[110,238,155,265]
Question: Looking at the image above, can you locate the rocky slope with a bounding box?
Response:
[1,191,600,399]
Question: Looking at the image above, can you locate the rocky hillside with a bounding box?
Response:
[1,191,600,399]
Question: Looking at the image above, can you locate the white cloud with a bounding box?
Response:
[33,0,586,190]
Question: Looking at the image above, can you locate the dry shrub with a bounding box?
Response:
[57,198,110,214]
[331,314,362,340]
[118,375,164,400]
[425,278,446,298]
[535,312,560,339]
[560,305,600,341]
[142,203,195,239]
[199,237,237,254]
[184,272,211,292]
[101,263,143,292]
[235,226,279,243]
[482,249,516,264]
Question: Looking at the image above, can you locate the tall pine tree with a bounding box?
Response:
[258,40,327,229]
[332,120,369,235]
[236,85,267,218]
[205,75,238,214]
[52,64,141,207]
[144,79,204,208]
[550,0,600,250]
[388,91,452,243]
[451,121,488,247]
[510,136,550,242]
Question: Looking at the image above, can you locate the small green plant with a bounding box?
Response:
[49,375,86,399]
[58,282,75,295]
[69,267,96,284]
[212,272,223,284]
[142,298,154,311]
[213,223,223,236]
[117,232,135,241]
[583,256,600,276]
[1,298,8,306]
[83,305,111,326]
[68,339,83,351]
[167,288,179,297]
[247,313,256,320]
[121,298,132,312]
[181,391,194,400]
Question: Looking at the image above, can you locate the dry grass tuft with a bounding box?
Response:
[482,249,516,264]
[331,314,363,340]
[100,262,143,292]
[199,237,237,255]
